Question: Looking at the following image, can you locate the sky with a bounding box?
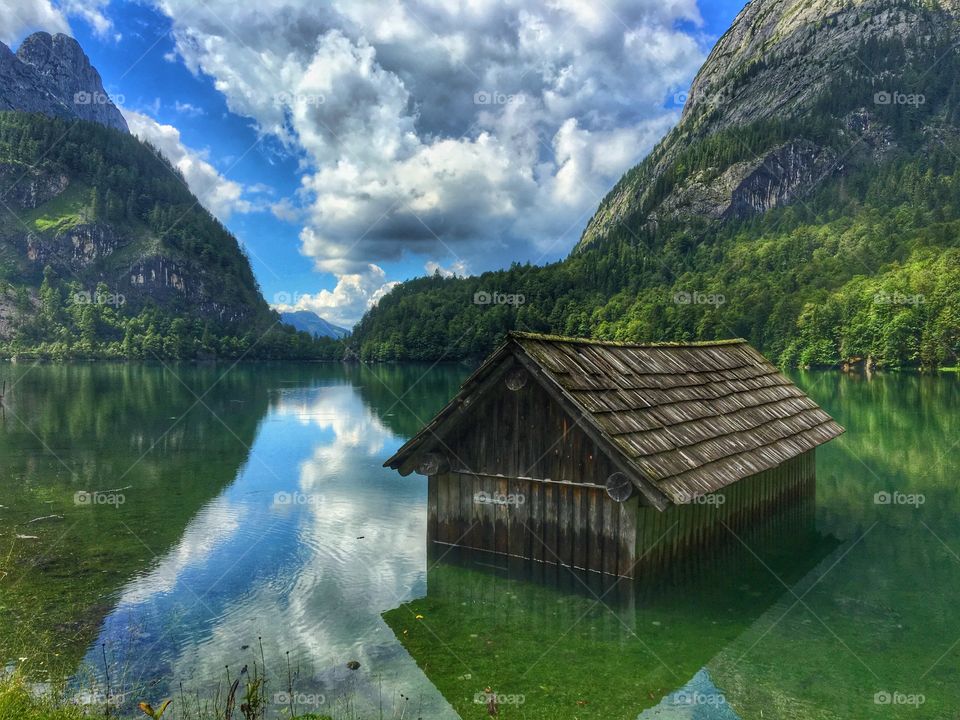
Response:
[2,0,748,327]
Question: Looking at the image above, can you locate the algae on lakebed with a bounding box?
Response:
[382,518,834,720]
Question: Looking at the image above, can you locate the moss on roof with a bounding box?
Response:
[507,331,748,349]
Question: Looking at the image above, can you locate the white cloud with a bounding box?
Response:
[59,0,113,38]
[0,0,69,44]
[151,0,707,321]
[425,259,466,278]
[0,0,116,44]
[173,100,206,117]
[271,197,301,223]
[271,264,398,328]
[125,109,255,220]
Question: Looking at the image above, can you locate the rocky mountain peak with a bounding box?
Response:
[576,0,960,250]
[0,31,128,133]
[682,0,959,132]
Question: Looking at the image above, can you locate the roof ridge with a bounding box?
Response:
[507,331,748,349]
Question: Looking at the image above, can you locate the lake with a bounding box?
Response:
[0,363,958,719]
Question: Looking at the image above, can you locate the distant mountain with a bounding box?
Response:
[353,0,960,369]
[280,310,350,339]
[0,32,128,133]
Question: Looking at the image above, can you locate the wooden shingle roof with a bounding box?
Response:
[385,332,844,509]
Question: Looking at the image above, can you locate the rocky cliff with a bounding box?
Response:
[577,0,960,249]
[0,32,128,133]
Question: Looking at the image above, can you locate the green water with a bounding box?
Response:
[0,364,958,719]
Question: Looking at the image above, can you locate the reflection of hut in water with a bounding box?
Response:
[383,491,838,719]
[385,333,844,578]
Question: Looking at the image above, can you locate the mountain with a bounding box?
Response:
[577,0,960,249]
[280,310,350,339]
[0,33,336,360]
[0,32,128,133]
[352,0,960,369]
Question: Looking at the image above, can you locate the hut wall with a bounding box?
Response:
[442,371,619,486]
[634,449,816,576]
[429,470,639,577]
[425,372,639,576]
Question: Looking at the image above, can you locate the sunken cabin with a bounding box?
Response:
[385,333,844,579]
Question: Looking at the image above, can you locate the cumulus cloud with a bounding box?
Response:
[271,264,398,328]
[173,100,206,117]
[0,0,70,44]
[125,109,256,220]
[0,0,115,44]
[59,0,113,38]
[150,0,707,322]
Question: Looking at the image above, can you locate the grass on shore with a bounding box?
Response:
[0,673,336,720]
[0,676,86,720]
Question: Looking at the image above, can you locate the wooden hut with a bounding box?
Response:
[385,332,844,578]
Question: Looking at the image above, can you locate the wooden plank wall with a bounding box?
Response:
[443,372,619,489]
[433,471,639,578]
[430,450,817,580]
[634,449,816,576]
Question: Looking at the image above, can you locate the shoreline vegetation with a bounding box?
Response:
[0,671,340,720]
[0,344,955,372]
[0,272,343,363]
[0,652,420,720]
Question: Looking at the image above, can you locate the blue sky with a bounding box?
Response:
[4,0,748,327]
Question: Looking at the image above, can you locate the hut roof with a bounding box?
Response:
[384,332,844,510]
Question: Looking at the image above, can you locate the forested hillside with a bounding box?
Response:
[352,2,960,369]
[0,112,340,360]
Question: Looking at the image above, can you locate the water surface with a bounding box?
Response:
[0,363,958,719]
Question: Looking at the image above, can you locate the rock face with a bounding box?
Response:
[576,0,960,250]
[0,162,69,209]
[0,32,128,133]
[25,223,122,266]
